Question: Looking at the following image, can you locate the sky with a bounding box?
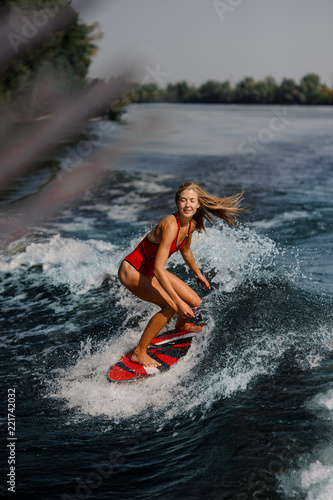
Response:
[74,0,333,88]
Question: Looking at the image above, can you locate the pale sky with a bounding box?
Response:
[74,0,333,88]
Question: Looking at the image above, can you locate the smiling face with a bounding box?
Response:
[177,189,200,219]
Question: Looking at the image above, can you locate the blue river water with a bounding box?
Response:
[1,104,333,499]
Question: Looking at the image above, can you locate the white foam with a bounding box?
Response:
[252,210,314,230]
[171,223,284,292]
[280,456,333,500]
[309,388,333,414]
[0,204,283,298]
[301,461,333,491]
[0,234,121,294]
[106,194,150,221]
[12,224,316,426]
[49,327,210,423]
[104,177,172,222]
[54,217,97,233]
[51,311,311,424]
[46,224,304,422]
[280,387,333,500]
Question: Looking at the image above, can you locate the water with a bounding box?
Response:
[1,104,333,499]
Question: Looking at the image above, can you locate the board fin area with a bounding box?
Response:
[107,327,203,383]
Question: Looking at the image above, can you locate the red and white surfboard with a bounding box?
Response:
[107,327,203,382]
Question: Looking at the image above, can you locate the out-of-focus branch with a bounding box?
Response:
[0,110,160,244]
[0,2,94,70]
[0,71,132,189]
[0,1,162,246]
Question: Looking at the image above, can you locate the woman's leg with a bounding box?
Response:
[118,262,202,366]
[118,262,178,366]
[163,270,202,332]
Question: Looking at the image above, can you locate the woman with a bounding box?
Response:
[118,181,244,367]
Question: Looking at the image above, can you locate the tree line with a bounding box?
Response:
[0,1,331,122]
[132,74,333,106]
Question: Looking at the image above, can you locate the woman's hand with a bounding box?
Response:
[195,273,210,291]
[177,300,196,320]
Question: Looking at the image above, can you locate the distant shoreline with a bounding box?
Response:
[130,74,333,106]
[5,100,333,127]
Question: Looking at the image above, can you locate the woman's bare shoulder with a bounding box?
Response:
[163,213,178,224]
[159,214,178,233]
[148,214,177,243]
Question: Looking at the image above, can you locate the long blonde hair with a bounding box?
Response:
[175,181,246,232]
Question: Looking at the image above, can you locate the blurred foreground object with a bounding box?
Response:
[0,1,161,245]
[0,0,102,119]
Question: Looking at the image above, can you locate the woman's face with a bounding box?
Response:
[177,189,200,218]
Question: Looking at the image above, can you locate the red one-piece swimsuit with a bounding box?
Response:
[123,213,192,277]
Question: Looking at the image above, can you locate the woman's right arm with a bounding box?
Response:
[181,233,210,290]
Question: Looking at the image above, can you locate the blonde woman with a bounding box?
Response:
[118,182,244,367]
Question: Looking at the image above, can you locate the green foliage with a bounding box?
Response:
[0,0,67,10]
[234,77,257,103]
[234,76,278,104]
[263,76,278,103]
[275,78,303,104]
[140,83,163,102]
[133,73,332,106]
[165,81,193,103]
[300,73,323,104]
[0,0,102,116]
[199,80,232,103]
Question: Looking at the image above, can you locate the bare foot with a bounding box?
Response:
[131,349,161,367]
[175,323,203,333]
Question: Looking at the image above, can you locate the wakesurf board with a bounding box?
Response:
[107,326,203,382]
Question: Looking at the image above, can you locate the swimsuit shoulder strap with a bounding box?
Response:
[173,212,180,233]
[171,212,180,249]
[188,218,192,235]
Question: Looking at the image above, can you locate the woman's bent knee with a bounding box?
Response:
[192,297,202,309]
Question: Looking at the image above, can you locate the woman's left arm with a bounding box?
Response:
[180,232,210,290]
